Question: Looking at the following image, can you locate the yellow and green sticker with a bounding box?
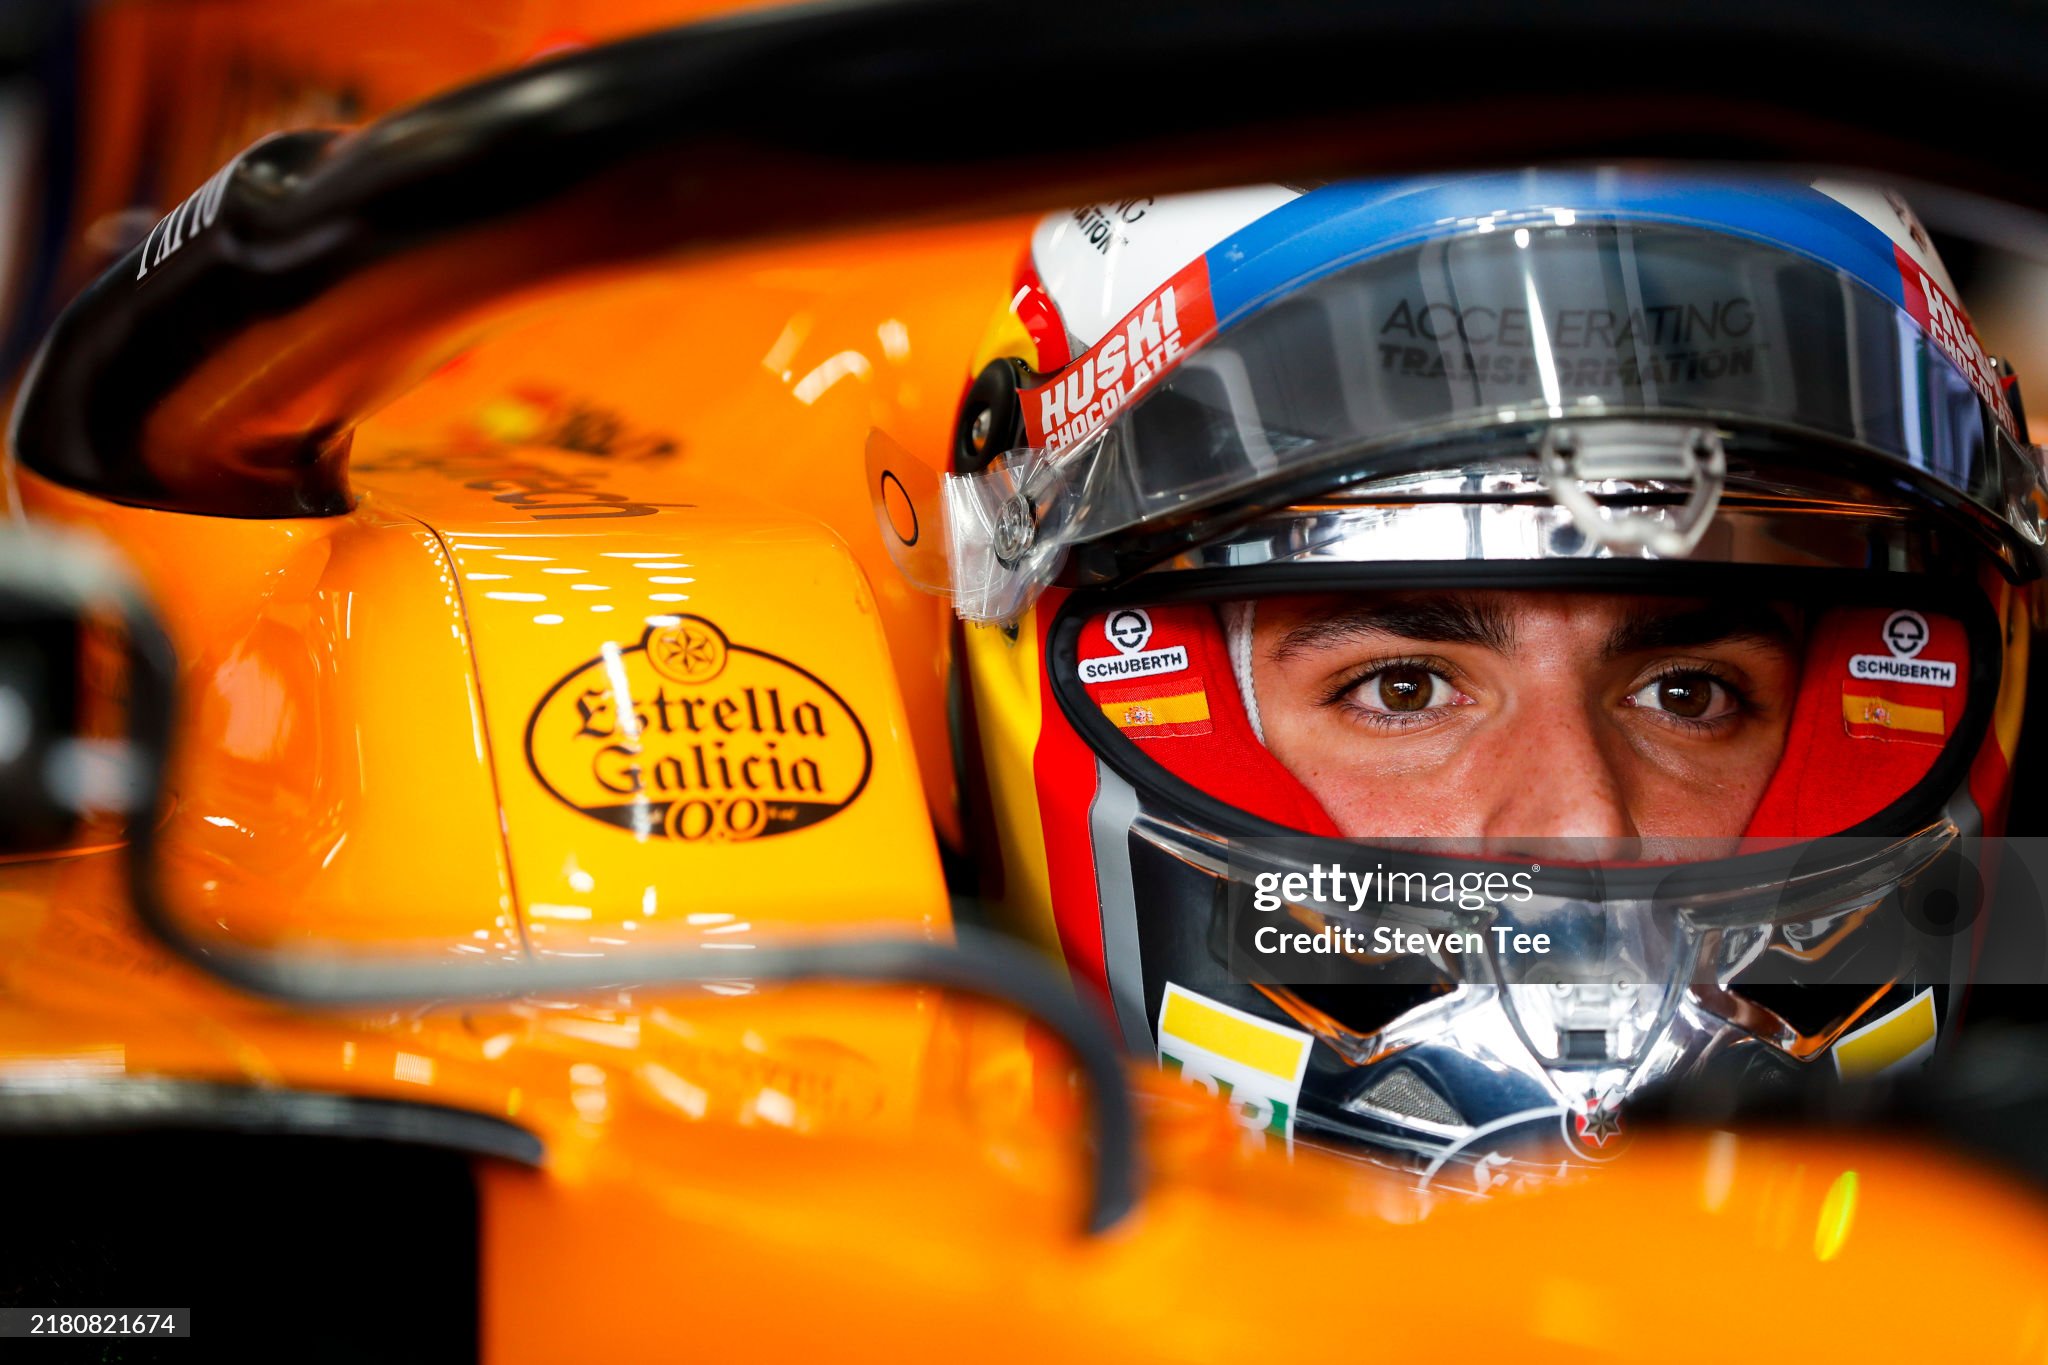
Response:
[1158,983,1314,1150]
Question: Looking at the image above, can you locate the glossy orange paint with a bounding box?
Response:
[13,210,1033,952]
[479,1129,2048,1362]
[11,846,2048,1361]
[6,2,2048,1359]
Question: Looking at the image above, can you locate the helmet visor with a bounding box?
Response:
[946,220,2042,620]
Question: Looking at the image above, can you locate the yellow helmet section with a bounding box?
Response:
[961,613,1061,957]
[967,284,1042,379]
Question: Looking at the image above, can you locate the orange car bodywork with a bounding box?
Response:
[5,2,2048,1359]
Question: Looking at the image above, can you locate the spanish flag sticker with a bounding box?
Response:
[1833,988,1938,1078]
[1842,688,1946,746]
[1158,983,1314,1150]
[1099,682,1212,740]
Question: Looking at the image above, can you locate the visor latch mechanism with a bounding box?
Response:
[1538,422,1727,558]
[993,494,1036,565]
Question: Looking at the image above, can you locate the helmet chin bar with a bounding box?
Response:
[1143,812,1982,1185]
[1341,990,1782,1190]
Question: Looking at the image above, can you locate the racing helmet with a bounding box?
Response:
[904,174,2048,1188]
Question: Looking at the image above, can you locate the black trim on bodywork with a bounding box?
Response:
[0,1076,545,1165]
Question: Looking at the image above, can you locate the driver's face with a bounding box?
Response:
[1247,591,1801,841]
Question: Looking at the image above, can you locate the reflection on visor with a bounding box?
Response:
[944,221,2042,621]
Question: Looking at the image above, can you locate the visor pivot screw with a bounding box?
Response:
[957,361,1028,474]
[994,496,1035,563]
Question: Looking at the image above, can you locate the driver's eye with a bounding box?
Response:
[1627,672,1735,722]
[1355,665,1454,714]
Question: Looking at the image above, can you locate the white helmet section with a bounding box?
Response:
[1814,178,2015,434]
[1812,178,1962,301]
[1030,186,1302,351]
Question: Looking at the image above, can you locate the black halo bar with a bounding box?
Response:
[12,0,2048,517]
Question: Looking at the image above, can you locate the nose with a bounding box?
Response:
[1479,695,1638,854]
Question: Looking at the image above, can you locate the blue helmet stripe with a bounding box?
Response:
[1202,173,1910,328]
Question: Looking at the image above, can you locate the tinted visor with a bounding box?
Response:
[1123,222,2010,493]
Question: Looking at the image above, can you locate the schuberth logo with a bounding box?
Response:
[525,617,871,841]
[1848,609,1956,689]
[1106,609,1153,653]
[1883,610,1928,658]
[1078,607,1189,685]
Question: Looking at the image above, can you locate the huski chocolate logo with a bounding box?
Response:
[525,617,871,841]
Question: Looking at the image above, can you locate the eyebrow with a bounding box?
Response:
[1269,596,1516,659]
[1267,596,1797,661]
[1602,603,1796,657]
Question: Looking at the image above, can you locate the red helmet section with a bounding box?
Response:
[1744,605,1973,836]
[1041,598,1982,937]
[1012,254,1073,376]
[1070,603,1340,834]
